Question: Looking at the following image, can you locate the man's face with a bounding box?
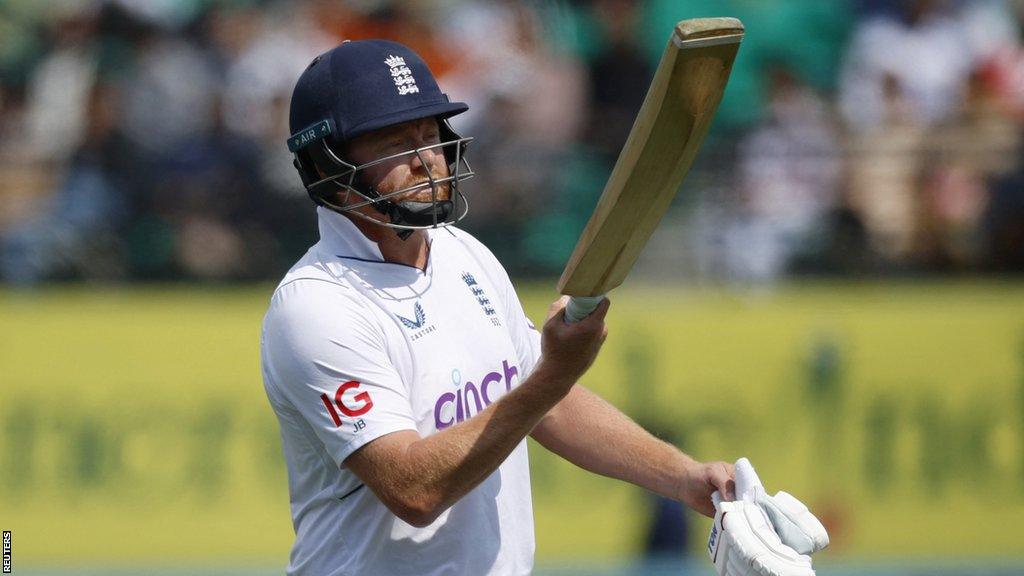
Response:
[343,117,451,205]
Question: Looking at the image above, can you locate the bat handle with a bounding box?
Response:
[564,295,604,324]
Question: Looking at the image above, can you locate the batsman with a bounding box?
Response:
[261,20,828,576]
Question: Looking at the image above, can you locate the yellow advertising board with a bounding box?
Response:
[1,283,1022,566]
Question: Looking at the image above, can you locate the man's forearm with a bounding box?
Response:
[530,385,695,501]
[387,363,572,524]
[347,298,610,526]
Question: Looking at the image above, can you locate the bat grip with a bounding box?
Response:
[564,295,604,324]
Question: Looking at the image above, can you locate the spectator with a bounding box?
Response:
[722,65,843,281]
[2,82,127,283]
[23,3,99,163]
[984,141,1024,271]
[0,0,1021,284]
[839,0,974,130]
[845,68,928,262]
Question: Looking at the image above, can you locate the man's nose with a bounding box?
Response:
[410,146,439,172]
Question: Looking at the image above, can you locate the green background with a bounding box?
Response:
[2,282,1023,569]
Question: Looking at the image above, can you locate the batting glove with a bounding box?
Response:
[733,458,829,556]
[707,497,815,576]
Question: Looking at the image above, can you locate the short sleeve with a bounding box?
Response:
[261,279,417,468]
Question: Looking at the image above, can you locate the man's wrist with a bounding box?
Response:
[521,360,576,402]
[673,453,700,501]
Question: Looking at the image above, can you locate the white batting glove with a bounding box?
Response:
[707,495,815,576]
[733,458,829,555]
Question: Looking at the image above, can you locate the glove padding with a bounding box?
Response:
[707,498,815,576]
[734,458,829,555]
[754,490,829,555]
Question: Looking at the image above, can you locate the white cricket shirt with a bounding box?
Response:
[260,207,542,576]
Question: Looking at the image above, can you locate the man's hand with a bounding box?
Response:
[705,458,829,576]
[534,296,609,395]
[708,498,815,576]
[677,459,736,518]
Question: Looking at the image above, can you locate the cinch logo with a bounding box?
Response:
[434,360,519,429]
[320,380,374,427]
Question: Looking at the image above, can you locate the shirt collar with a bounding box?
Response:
[317,206,386,261]
[316,206,441,263]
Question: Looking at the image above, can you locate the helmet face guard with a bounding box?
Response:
[290,118,474,237]
[287,40,474,238]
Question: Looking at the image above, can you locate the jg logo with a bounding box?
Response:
[320,381,374,428]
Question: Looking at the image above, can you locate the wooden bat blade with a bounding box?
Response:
[558,17,743,298]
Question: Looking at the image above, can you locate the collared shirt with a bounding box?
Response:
[260,207,542,576]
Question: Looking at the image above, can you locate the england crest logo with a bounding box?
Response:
[385,55,419,96]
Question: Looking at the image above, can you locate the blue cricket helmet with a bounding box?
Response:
[288,39,468,149]
[286,39,474,234]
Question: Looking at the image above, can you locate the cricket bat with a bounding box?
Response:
[558,17,744,322]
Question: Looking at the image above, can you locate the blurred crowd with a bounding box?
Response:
[0,0,1022,284]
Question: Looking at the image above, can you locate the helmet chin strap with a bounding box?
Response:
[355,180,456,241]
[385,200,455,240]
